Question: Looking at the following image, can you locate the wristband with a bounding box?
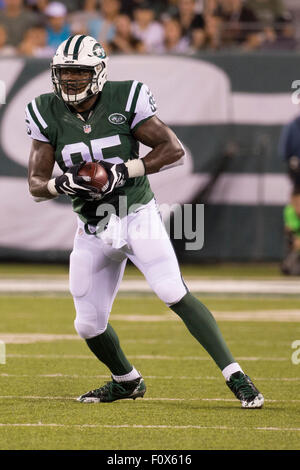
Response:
[47,178,59,196]
[125,159,145,178]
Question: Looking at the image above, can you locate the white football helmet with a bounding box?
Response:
[51,35,108,105]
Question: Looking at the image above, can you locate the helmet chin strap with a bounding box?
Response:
[61,87,89,105]
[60,81,97,105]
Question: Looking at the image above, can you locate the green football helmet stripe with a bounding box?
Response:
[63,35,76,57]
[72,35,86,60]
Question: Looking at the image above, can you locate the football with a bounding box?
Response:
[78,162,109,192]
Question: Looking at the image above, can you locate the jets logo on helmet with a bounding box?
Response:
[92,43,106,58]
[51,35,108,105]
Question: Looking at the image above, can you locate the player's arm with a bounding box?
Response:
[28,139,56,198]
[99,83,184,196]
[100,116,184,196]
[28,139,98,199]
[132,115,184,174]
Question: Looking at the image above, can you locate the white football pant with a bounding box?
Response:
[70,199,187,339]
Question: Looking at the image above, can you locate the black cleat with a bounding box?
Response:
[226,371,264,408]
[77,376,146,403]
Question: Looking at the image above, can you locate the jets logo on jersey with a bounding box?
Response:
[108,113,127,125]
[83,124,92,134]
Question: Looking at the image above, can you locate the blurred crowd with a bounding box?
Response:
[0,0,297,57]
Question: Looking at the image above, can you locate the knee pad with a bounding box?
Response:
[152,277,187,306]
[74,300,107,339]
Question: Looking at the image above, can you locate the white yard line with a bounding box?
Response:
[0,333,295,344]
[112,311,300,322]
[1,278,300,294]
[0,307,299,346]
[1,373,299,381]
[5,354,290,361]
[0,334,81,344]
[0,396,299,404]
[0,422,299,431]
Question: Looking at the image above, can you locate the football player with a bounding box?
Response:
[26,35,264,408]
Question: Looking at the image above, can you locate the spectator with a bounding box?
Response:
[107,13,145,54]
[273,13,298,50]
[0,24,16,55]
[131,1,164,53]
[18,25,54,56]
[0,0,41,47]
[69,0,99,35]
[172,0,205,41]
[87,0,121,49]
[246,0,284,25]
[218,0,261,49]
[26,0,83,13]
[121,0,169,19]
[25,0,48,13]
[281,190,300,276]
[203,0,220,17]
[45,1,71,51]
[56,0,83,13]
[203,13,223,50]
[258,24,277,49]
[189,25,206,51]
[156,17,190,53]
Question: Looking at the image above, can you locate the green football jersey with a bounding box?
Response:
[25,80,156,230]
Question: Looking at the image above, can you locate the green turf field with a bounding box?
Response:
[0,291,299,450]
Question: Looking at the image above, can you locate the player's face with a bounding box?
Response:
[59,68,93,95]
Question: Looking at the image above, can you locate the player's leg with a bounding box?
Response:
[127,201,264,408]
[70,226,145,402]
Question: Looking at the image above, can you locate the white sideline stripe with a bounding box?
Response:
[1,373,299,382]
[232,93,298,125]
[0,422,299,431]
[31,99,47,129]
[5,354,289,361]
[125,80,138,111]
[0,396,299,404]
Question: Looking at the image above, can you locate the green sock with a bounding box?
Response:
[85,323,133,376]
[170,292,235,370]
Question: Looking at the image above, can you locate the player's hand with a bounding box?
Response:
[99,161,129,197]
[47,163,99,198]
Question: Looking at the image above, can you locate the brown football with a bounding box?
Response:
[78,162,109,192]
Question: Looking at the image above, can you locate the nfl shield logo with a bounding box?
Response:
[83,124,92,134]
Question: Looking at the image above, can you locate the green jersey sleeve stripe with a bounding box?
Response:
[125,80,138,112]
[31,99,48,129]
[129,82,143,115]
